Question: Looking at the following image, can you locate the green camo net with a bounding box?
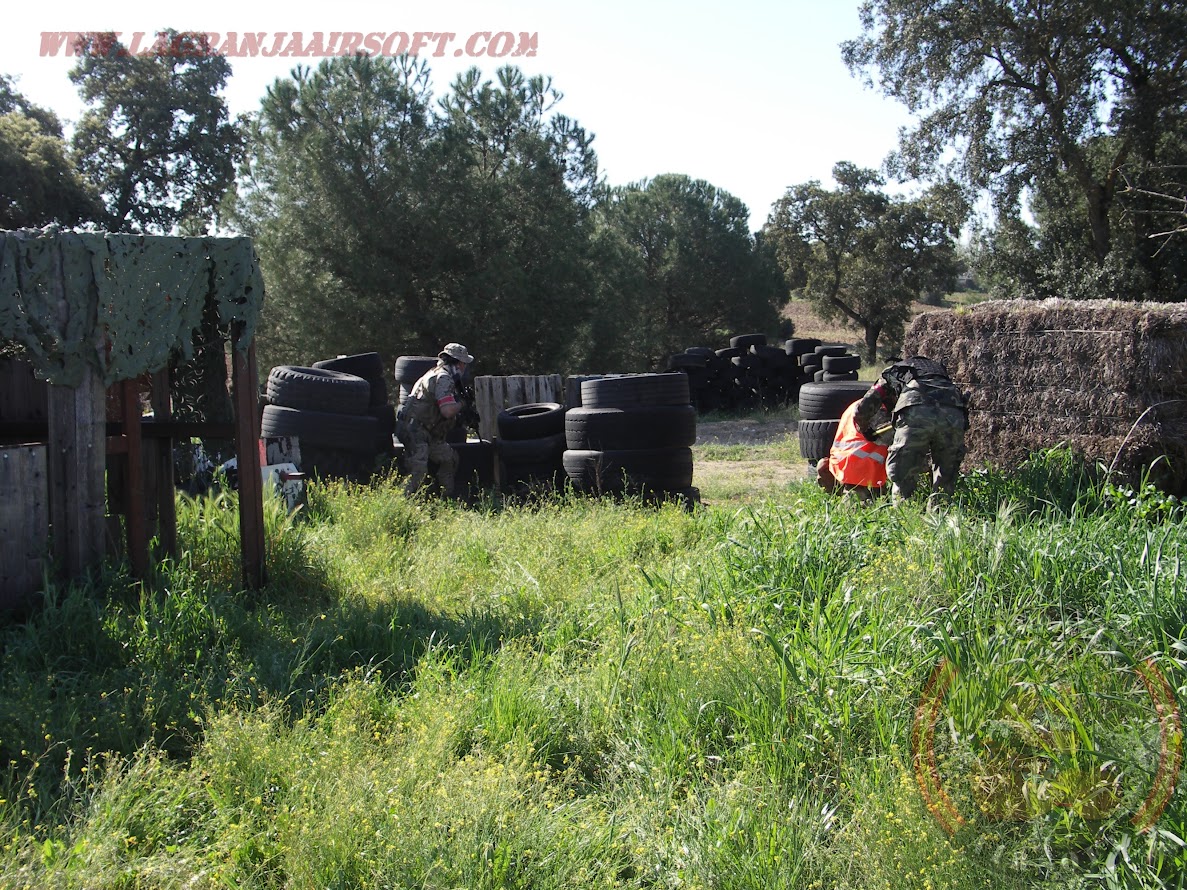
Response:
[0,228,264,387]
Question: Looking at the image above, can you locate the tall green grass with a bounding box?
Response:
[1,451,1184,888]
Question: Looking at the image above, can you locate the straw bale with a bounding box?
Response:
[903,300,1187,493]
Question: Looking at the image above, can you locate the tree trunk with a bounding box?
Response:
[864,324,882,364]
[1085,181,1113,264]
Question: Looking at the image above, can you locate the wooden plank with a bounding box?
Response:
[474,375,564,441]
[47,362,106,581]
[232,338,266,590]
[0,445,48,610]
[0,359,48,423]
[150,369,177,559]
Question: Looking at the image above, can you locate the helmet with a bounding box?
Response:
[438,342,474,364]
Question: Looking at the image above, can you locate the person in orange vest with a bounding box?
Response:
[815,398,892,501]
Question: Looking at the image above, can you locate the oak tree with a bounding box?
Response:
[70,31,242,232]
[765,162,963,361]
[843,0,1187,293]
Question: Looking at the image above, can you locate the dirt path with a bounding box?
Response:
[693,418,814,501]
[695,418,798,446]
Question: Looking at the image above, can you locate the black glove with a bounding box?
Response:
[457,384,480,432]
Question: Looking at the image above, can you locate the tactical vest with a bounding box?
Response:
[883,357,965,413]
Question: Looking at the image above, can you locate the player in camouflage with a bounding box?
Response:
[395,342,474,497]
[852,356,969,503]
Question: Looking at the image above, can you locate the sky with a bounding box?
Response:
[0,0,919,231]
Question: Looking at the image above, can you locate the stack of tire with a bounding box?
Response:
[795,380,874,464]
[667,348,730,412]
[795,343,863,385]
[312,352,395,456]
[563,373,698,504]
[668,334,796,412]
[260,363,385,483]
[667,334,864,415]
[496,402,567,495]
[392,354,492,500]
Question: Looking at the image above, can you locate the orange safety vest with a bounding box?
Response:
[827,401,888,489]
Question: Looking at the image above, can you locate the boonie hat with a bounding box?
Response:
[439,342,474,363]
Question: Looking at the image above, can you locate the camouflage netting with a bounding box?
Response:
[904,299,1187,494]
[0,227,264,387]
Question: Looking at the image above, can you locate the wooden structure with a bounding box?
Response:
[0,229,268,607]
[473,374,564,442]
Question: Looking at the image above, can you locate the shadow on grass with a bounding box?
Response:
[0,551,542,824]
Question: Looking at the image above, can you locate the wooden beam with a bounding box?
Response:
[150,369,177,559]
[232,337,265,590]
[119,378,147,579]
[1,420,236,441]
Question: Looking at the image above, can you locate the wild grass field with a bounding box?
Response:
[1,447,1184,889]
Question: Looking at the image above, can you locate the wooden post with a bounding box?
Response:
[47,364,106,581]
[149,369,177,559]
[120,378,148,579]
[0,444,48,610]
[232,338,265,590]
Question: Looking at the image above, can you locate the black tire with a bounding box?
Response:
[715,347,743,360]
[565,405,697,450]
[729,333,767,349]
[786,337,821,357]
[813,370,826,382]
[497,433,567,463]
[799,352,823,368]
[260,404,380,454]
[266,366,370,415]
[822,354,861,373]
[669,352,711,370]
[580,373,690,409]
[751,345,791,367]
[563,447,694,493]
[822,371,860,382]
[814,345,849,358]
[501,459,565,489]
[497,402,566,440]
[564,375,606,408]
[297,442,380,484]
[368,403,396,454]
[393,355,439,386]
[436,440,495,501]
[798,419,840,462]
[313,353,388,407]
[796,381,873,420]
[685,346,716,358]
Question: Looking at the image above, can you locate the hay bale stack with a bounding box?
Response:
[904,299,1187,493]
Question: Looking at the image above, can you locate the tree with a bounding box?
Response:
[236,57,600,374]
[70,31,243,232]
[431,66,601,373]
[235,54,438,366]
[591,174,783,370]
[842,0,1187,288]
[0,76,99,228]
[764,162,963,361]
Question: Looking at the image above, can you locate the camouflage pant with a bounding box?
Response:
[395,419,458,496]
[886,404,967,500]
